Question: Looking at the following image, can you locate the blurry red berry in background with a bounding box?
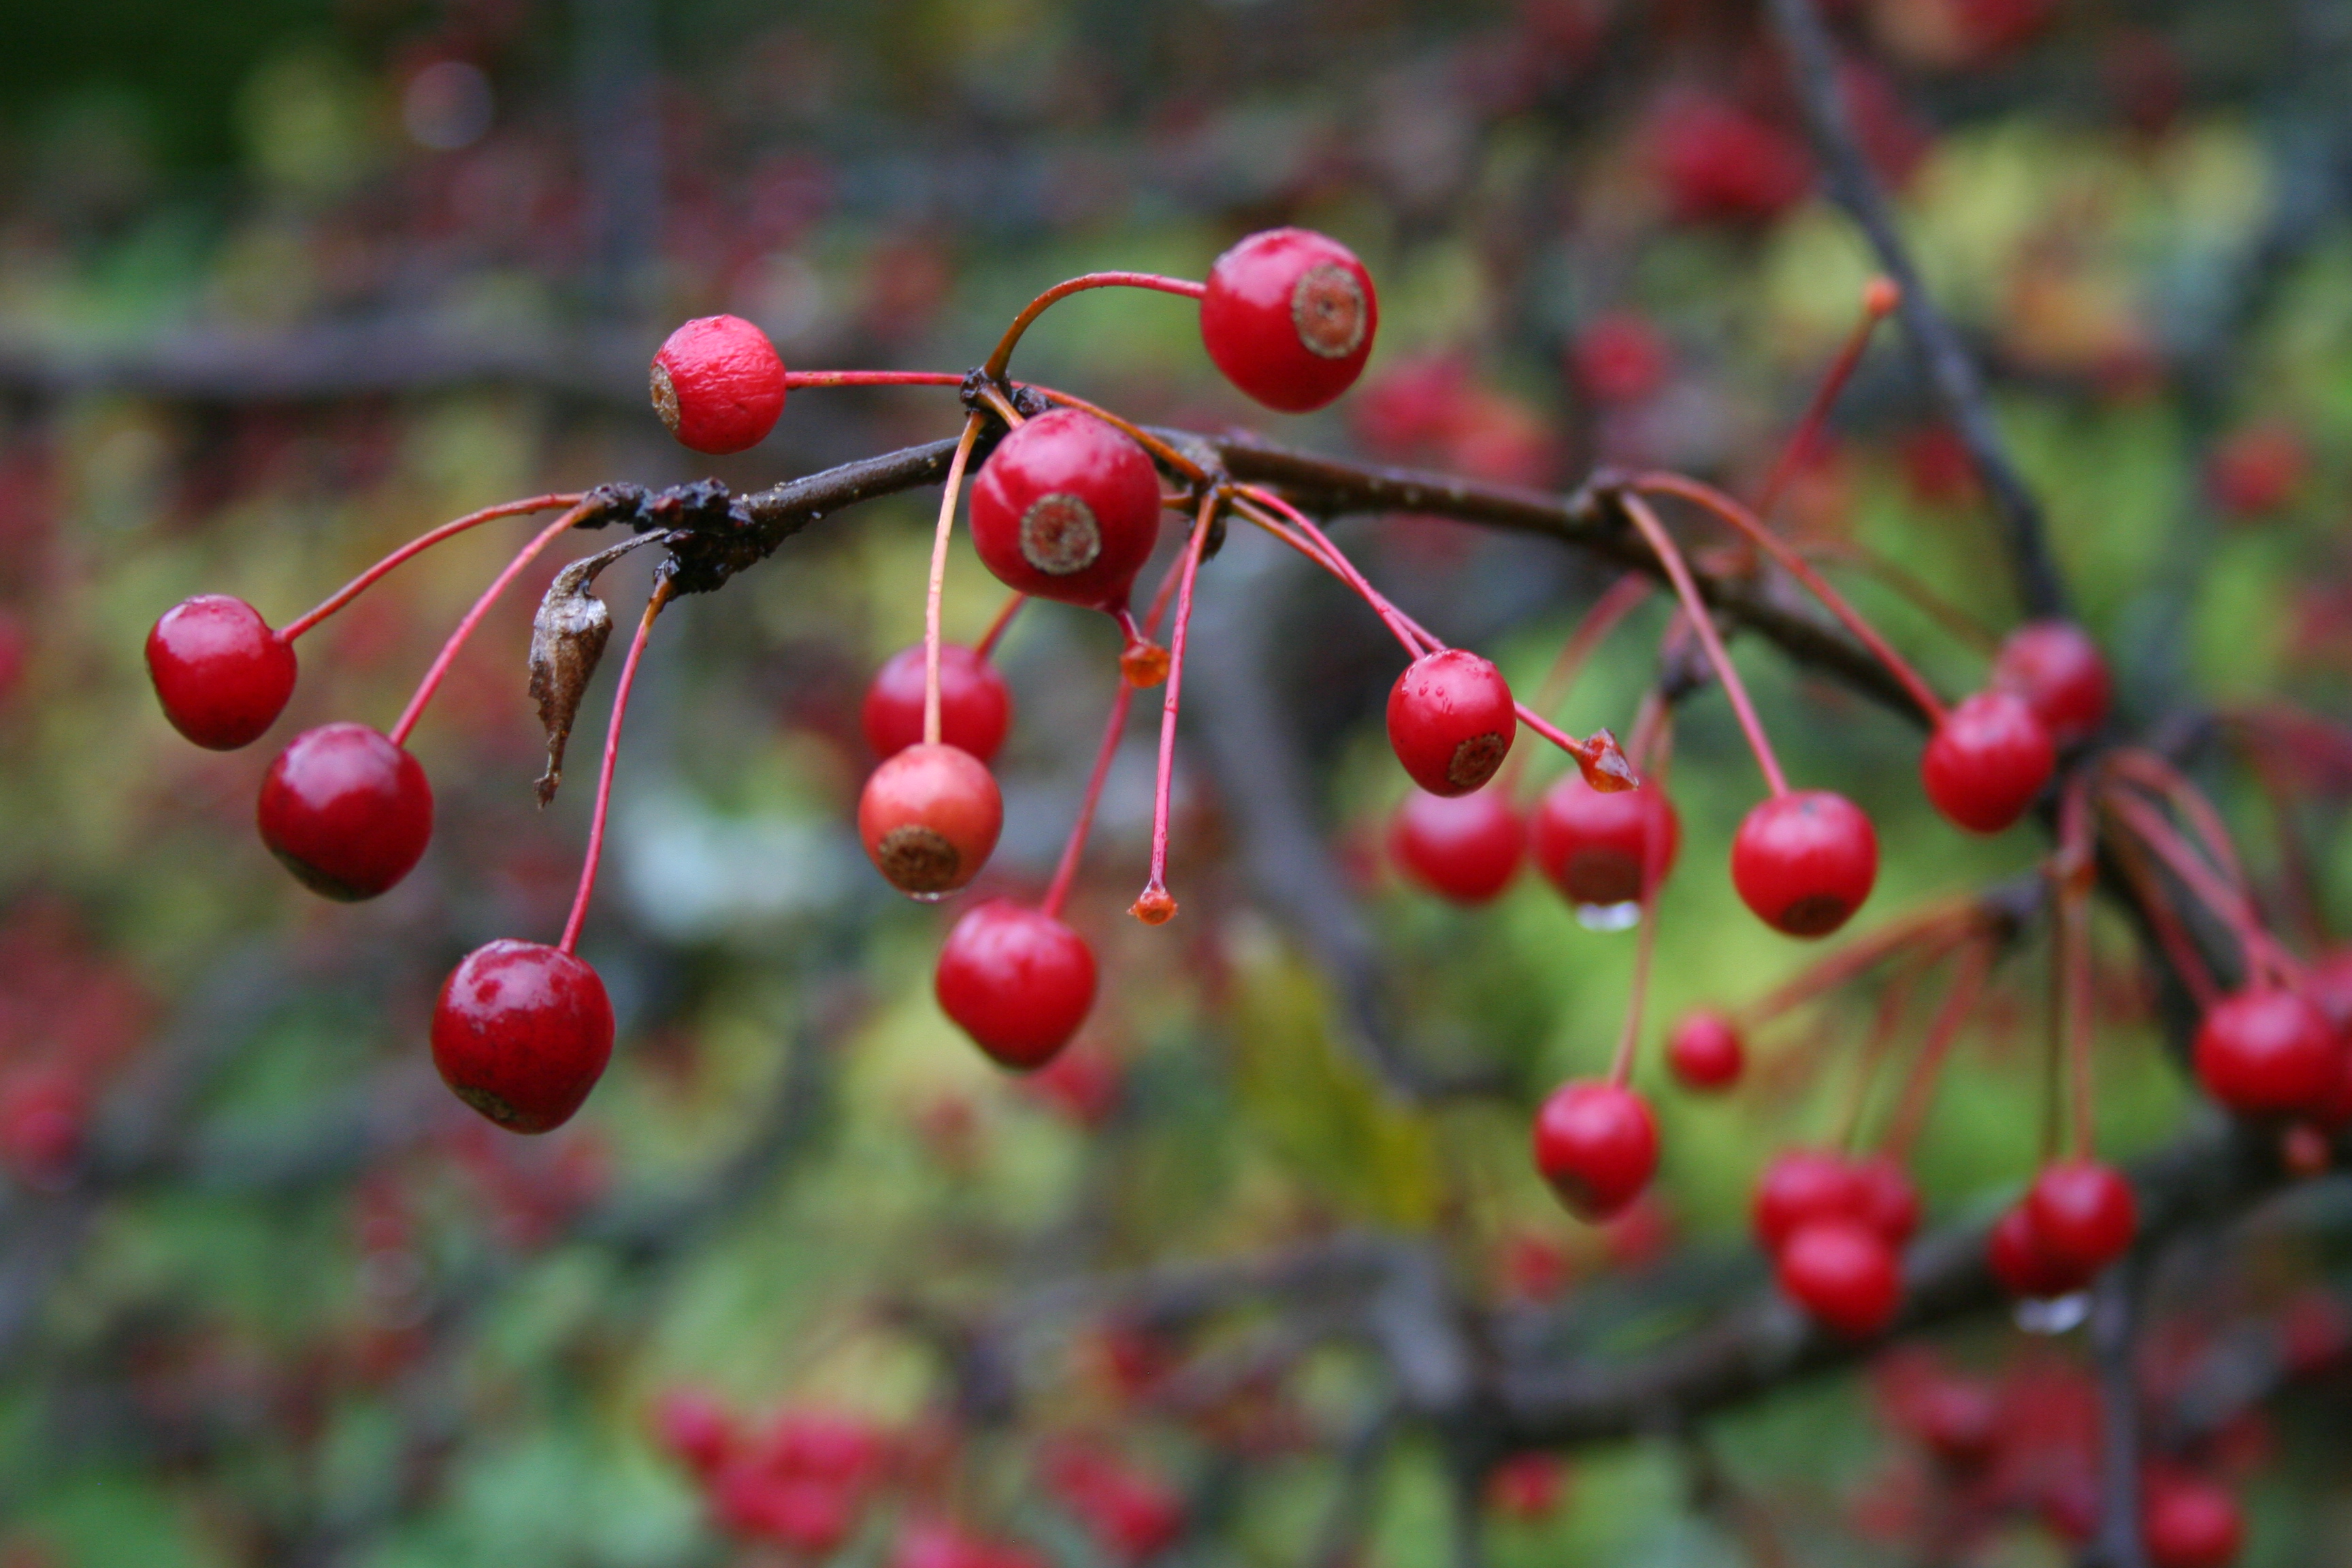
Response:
[1533,1080,1658,1220]
[2142,1474,2244,1568]
[1486,1452,1569,1519]
[1571,312,1673,406]
[1391,787,1524,904]
[1665,1010,1744,1091]
[1651,94,1814,225]
[862,644,1013,763]
[0,610,27,710]
[2207,421,2308,520]
[0,1064,86,1189]
[1991,621,2113,747]
[1777,1218,1902,1337]
[1899,425,1980,506]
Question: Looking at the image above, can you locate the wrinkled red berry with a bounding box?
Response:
[1777,1218,1902,1337]
[1753,1148,1861,1254]
[650,314,786,455]
[1200,227,1378,412]
[1531,775,1678,907]
[431,940,615,1134]
[1921,689,2055,833]
[2025,1158,2137,1273]
[935,900,1098,1070]
[257,723,434,900]
[1991,620,2111,747]
[2194,987,2340,1117]
[968,408,1162,613]
[1390,787,1524,904]
[1987,1199,2092,1300]
[146,594,298,750]
[2143,1475,2244,1568]
[1665,1011,1743,1092]
[857,743,1002,898]
[1730,791,1878,938]
[861,643,1013,763]
[1532,1079,1658,1221]
[1387,649,1516,797]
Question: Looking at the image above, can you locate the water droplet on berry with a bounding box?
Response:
[1575,900,1642,932]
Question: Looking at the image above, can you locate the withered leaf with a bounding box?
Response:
[528,556,615,806]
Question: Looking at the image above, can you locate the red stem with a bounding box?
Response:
[2055,775,2101,1157]
[1753,277,1899,522]
[923,415,987,747]
[784,370,966,389]
[2106,750,2248,891]
[983,273,1207,382]
[1130,497,1218,924]
[559,587,670,955]
[280,493,582,642]
[1798,539,2002,653]
[974,591,1026,662]
[1032,383,1208,485]
[1502,575,1652,791]
[1607,720,1675,1089]
[387,505,592,747]
[1882,941,1989,1160]
[2106,830,2223,1013]
[2106,791,2303,989]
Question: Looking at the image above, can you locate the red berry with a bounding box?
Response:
[934,900,1098,1070]
[1485,1453,1569,1520]
[1665,1011,1743,1092]
[857,743,1003,898]
[1386,649,1516,797]
[1921,689,2055,834]
[1776,1218,1902,1337]
[1652,95,1814,225]
[1987,1199,2093,1300]
[0,1066,86,1189]
[861,644,1013,763]
[1849,1153,1923,1247]
[1915,1378,2000,1470]
[431,940,615,1134]
[2207,420,2306,519]
[1752,1148,1861,1254]
[2025,1158,2137,1273]
[1730,791,1878,938]
[967,408,1162,612]
[1199,227,1379,413]
[1390,787,1524,904]
[1531,1079,1657,1221]
[146,594,298,750]
[2143,1476,2244,1568]
[1569,311,1672,405]
[257,723,434,900]
[1531,775,1678,907]
[651,1388,738,1477]
[1991,620,2112,747]
[2193,987,2340,1116]
[649,314,786,455]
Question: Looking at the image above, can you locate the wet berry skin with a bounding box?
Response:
[1531,1079,1658,1221]
[2193,987,2340,1116]
[1390,787,1523,904]
[1666,1011,1744,1091]
[1531,775,1678,907]
[257,723,434,900]
[967,408,1162,612]
[1386,649,1517,797]
[1991,620,2112,747]
[935,900,1098,1070]
[861,644,1013,764]
[146,594,297,750]
[1921,689,2056,834]
[1776,1218,1902,1338]
[1200,228,1379,413]
[2026,1158,2137,1271]
[649,314,787,455]
[1730,790,1878,938]
[856,742,1002,898]
[431,940,615,1133]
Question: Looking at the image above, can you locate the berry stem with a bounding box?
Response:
[1501,574,1652,791]
[923,414,987,748]
[1753,277,1899,522]
[1631,473,1948,727]
[559,584,671,956]
[973,381,1028,428]
[2057,775,2099,1158]
[1835,952,1926,1154]
[2106,751,2248,892]
[2104,828,2224,1012]
[1882,938,1990,1160]
[1027,382,1209,485]
[784,370,966,389]
[2106,790,2302,988]
[1740,898,1979,1026]
[982,272,1207,382]
[1798,539,2002,652]
[1607,719,1675,1090]
[1130,495,1218,925]
[974,591,1026,662]
[281,493,583,643]
[387,502,595,747]
[1616,491,1791,796]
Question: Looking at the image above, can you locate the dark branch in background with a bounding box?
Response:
[1765,0,2071,622]
[2088,1252,2153,1568]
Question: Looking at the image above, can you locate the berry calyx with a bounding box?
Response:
[1991,620,2112,747]
[1753,1148,1861,1253]
[1389,787,1524,904]
[430,939,615,1134]
[1849,1154,1923,1248]
[1665,1010,1744,1091]
[862,644,1013,763]
[1531,1079,1658,1221]
[2025,1158,2137,1273]
[2193,987,2340,1116]
[1920,689,2056,834]
[934,900,1098,1070]
[649,315,786,455]
[146,594,298,750]
[1776,1218,1902,1338]
[1531,775,1679,908]
[1987,1199,2093,1301]
[2142,1475,2244,1568]
[1199,227,1379,412]
[1386,649,1516,797]
[1729,790,1878,938]
[857,742,1003,898]
[967,408,1162,612]
[257,723,434,900]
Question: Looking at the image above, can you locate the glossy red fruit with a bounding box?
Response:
[1987,1200,2092,1300]
[2193,987,2340,1116]
[257,723,434,900]
[1753,1148,1861,1254]
[935,900,1098,1070]
[968,408,1162,612]
[1850,1154,1923,1247]
[1776,1218,1901,1337]
[1200,227,1379,412]
[861,644,1013,763]
[649,314,786,455]
[1991,621,2112,747]
[1665,1011,1743,1092]
[1921,689,2056,833]
[1730,791,1878,938]
[857,743,1002,898]
[2143,1476,2244,1568]
[1531,776,1678,907]
[431,941,615,1133]
[1390,788,1524,904]
[146,594,298,750]
[1387,649,1516,797]
[1531,1080,1658,1221]
[2026,1158,2137,1272]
